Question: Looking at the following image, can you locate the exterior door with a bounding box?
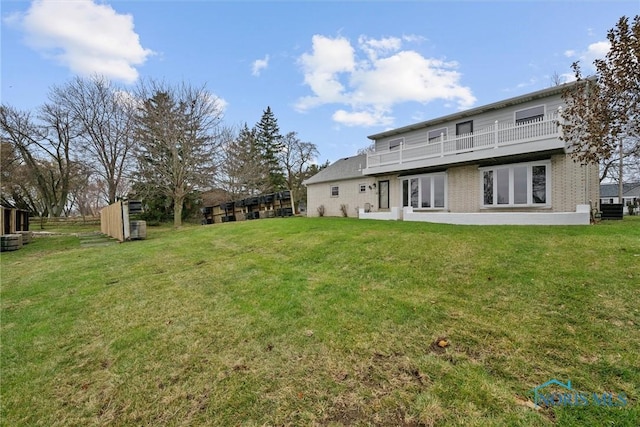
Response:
[378,180,390,210]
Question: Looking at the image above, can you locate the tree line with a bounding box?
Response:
[1,76,325,226]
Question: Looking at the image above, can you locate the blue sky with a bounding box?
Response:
[1,1,638,164]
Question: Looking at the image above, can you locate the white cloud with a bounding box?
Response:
[203,92,228,115]
[332,108,394,127]
[9,0,153,84]
[297,35,355,109]
[296,34,475,127]
[402,34,426,44]
[559,72,577,83]
[358,35,402,60]
[516,77,538,89]
[252,55,269,76]
[564,40,610,72]
[585,41,610,60]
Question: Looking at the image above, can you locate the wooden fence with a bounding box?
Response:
[100,201,130,242]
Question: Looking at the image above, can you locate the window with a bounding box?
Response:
[388,138,403,150]
[515,105,545,124]
[456,120,473,135]
[532,165,546,203]
[481,161,550,207]
[456,120,473,150]
[428,127,448,142]
[402,173,446,209]
[330,186,339,197]
[379,180,390,209]
[402,180,409,207]
[410,178,419,207]
[359,184,367,193]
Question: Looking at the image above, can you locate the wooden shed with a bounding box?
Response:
[1,206,30,235]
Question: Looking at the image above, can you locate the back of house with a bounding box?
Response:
[304,81,599,225]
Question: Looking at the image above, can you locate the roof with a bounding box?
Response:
[367,78,596,141]
[303,154,366,185]
[600,182,640,198]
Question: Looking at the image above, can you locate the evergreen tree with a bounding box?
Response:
[134,81,223,227]
[220,123,270,198]
[254,106,285,191]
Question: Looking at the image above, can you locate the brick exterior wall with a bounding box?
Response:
[306,154,598,217]
[551,154,600,212]
[447,165,480,213]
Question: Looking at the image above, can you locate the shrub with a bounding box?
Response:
[340,204,348,217]
[317,205,325,217]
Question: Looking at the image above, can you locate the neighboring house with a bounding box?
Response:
[599,182,640,208]
[304,82,600,225]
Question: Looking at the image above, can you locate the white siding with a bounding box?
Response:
[306,178,377,217]
[375,93,565,150]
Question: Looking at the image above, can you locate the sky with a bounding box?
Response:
[1,0,639,164]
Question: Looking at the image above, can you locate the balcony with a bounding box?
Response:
[364,113,564,175]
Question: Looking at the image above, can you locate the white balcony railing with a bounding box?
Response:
[366,113,561,170]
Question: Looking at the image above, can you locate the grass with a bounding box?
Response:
[1,217,639,426]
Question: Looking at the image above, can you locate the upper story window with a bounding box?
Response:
[330,186,339,197]
[515,105,545,124]
[428,127,448,143]
[456,120,474,151]
[481,161,550,207]
[402,173,447,209]
[359,184,367,193]
[388,138,403,150]
[456,120,473,135]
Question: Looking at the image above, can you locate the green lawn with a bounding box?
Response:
[1,217,639,426]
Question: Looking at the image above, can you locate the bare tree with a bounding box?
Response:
[134,80,224,227]
[0,104,79,217]
[357,142,376,155]
[0,140,42,213]
[560,15,640,198]
[65,163,108,217]
[51,76,136,204]
[279,131,319,213]
[549,71,564,87]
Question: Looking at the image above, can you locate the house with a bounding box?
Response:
[304,82,599,225]
[600,182,640,208]
[304,154,375,217]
